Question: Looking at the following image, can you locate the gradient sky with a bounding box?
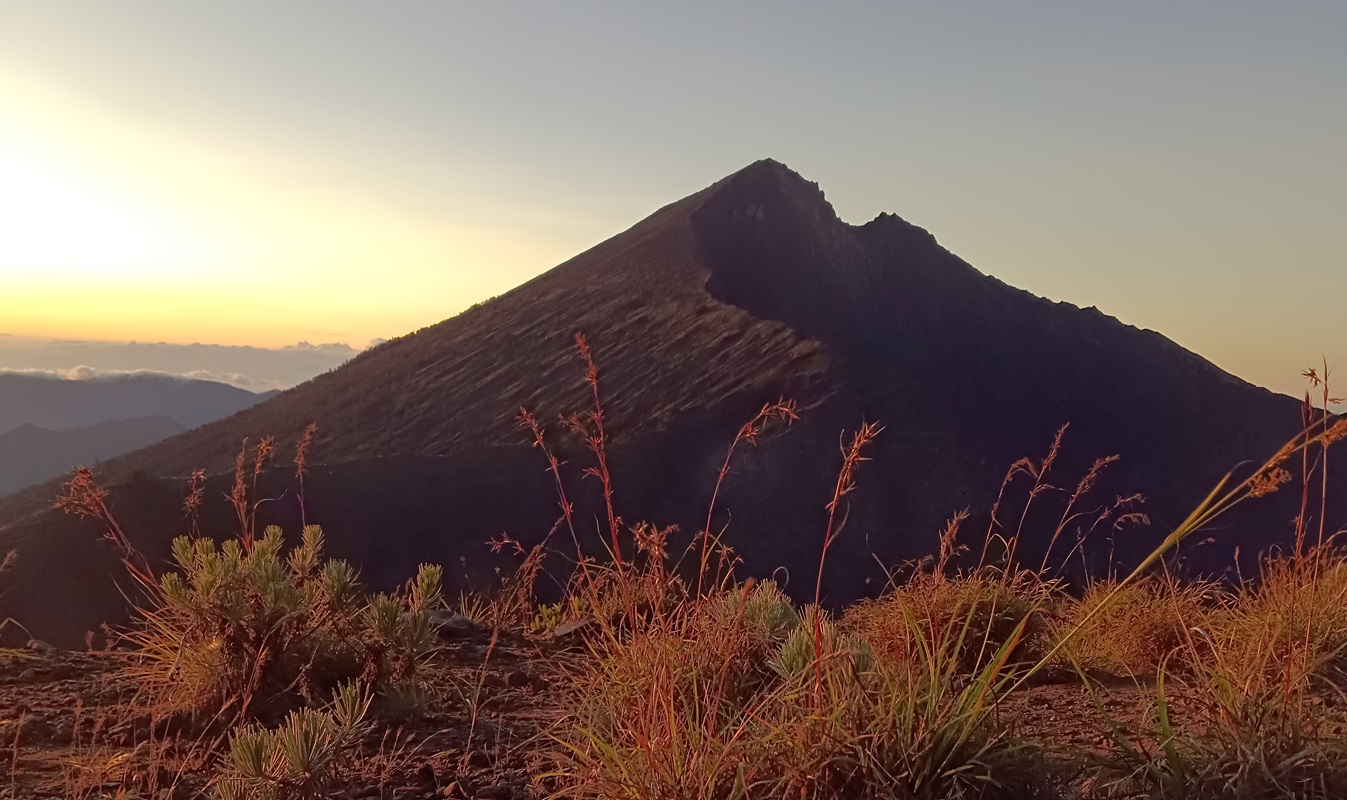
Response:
[0,2,1343,399]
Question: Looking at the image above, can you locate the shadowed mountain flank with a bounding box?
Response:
[0,416,187,497]
[0,160,1337,646]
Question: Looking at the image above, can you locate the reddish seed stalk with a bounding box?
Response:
[519,407,591,587]
[57,467,157,594]
[697,399,798,597]
[249,436,275,546]
[1312,360,1339,554]
[183,469,206,539]
[231,439,250,547]
[1294,363,1341,673]
[813,421,882,707]
[1039,454,1120,574]
[1004,424,1068,572]
[978,461,1023,568]
[294,423,317,529]
[230,437,275,550]
[521,335,642,629]
[573,333,624,570]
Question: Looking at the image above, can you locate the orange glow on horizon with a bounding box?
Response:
[0,72,569,350]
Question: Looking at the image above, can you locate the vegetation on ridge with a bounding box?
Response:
[0,338,1344,799]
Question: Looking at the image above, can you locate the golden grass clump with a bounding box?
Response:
[551,579,1044,800]
[845,568,1057,674]
[1205,549,1347,679]
[1098,552,1347,799]
[1054,577,1211,677]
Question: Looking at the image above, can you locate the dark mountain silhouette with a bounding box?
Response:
[0,373,273,435]
[0,417,187,497]
[1,160,1339,646]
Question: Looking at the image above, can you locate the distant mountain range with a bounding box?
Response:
[0,373,275,498]
[0,159,1339,646]
[0,417,187,497]
[0,372,274,434]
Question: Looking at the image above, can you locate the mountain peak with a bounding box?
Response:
[711,159,839,228]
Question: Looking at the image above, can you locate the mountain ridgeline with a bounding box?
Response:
[0,373,274,500]
[0,372,271,435]
[0,417,186,497]
[1,160,1337,646]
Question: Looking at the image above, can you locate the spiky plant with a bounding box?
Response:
[213,681,373,800]
[126,525,442,719]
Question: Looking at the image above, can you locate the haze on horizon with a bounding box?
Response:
[1,2,1343,401]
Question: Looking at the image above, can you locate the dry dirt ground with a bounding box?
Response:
[0,633,1159,800]
[0,624,565,800]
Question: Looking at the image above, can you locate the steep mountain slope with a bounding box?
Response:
[0,373,272,435]
[1,160,1336,645]
[0,416,187,496]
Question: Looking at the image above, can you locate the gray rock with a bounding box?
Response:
[551,618,598,646]
[431,611,486,639]
[505,669,534,688]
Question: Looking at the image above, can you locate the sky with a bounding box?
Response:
[0,2,1343,397]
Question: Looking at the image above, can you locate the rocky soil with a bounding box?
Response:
[0,624,1164,800]
[0,620,566,800]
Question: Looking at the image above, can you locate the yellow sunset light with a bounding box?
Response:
[0,120,209,281]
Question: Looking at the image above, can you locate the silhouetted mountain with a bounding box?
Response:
[0,417,187,497]
[1,160,1339,646]
[0,373,274,435]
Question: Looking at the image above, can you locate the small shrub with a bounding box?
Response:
[531,596,588,635]
[126,525,442,720]
[212,681,373,800]
[768,605,870,680]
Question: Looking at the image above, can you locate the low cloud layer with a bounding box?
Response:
[0,366,280,392]
[0,337,363,391]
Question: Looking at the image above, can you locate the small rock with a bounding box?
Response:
[17,716,52,744]
[109,716,153,746]
[431,612,486,639]
[552,619,593,638]
[416,762,438,792]
[475,784,513,800]
[153,713,202,738]
[505,669,533,688]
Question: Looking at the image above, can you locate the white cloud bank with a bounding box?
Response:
[0,337,361,391]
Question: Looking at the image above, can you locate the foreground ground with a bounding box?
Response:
[0,634,1165,800]
[0,625,558,800]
